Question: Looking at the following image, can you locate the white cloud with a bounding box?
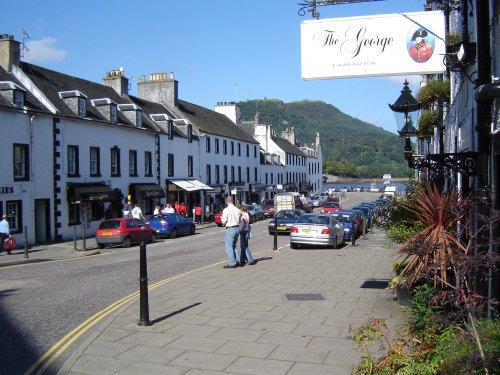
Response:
[24,37,67,62]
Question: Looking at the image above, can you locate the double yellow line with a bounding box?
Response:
[25,262,224,375]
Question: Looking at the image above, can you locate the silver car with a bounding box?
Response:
[247,203,264,222]
[290,214,345,249]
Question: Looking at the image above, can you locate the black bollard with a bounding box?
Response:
[138,241,152,326]
[351,226,356,247]
[273,216,278,251]
[24,226,29,259]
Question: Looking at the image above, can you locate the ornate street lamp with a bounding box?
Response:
[388,80,421,166]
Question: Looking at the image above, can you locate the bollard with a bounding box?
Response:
[73,225,77,250]
[82,222,87,252]
[138,241,151,326]
[273,216,278,251]
[351,225,356,247]
[23,226,29,259]
[363,218,367,240]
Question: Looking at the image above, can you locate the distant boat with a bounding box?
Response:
[368,182,380,193]
[383,173,392,185]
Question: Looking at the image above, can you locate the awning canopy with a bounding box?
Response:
[130,183,165,198]
[69,184,116,203]
[168,179,213,192]
[250,183,266,193]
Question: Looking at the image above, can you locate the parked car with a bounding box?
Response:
[96,218,156,249]
[310,195,325,207]
[290,213,345,249]
[321,201,342,214]
[341,209,365,236]
[146,213,196,238]
[268,209,305,235]
[330,210,358,240]
[247,203,265,222]
[352,206,373,228]
[261,199,275,218]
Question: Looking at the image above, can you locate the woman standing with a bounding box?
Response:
[239,205,255,266]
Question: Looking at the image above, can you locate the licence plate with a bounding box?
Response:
[102,231,113,236]
[277,226,287,230]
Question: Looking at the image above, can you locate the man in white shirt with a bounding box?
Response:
[163,203,175,214]
[221,196,241,268]
[131,204,145,220]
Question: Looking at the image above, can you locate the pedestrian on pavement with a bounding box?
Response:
[163,203,175,214]
[153,204,161,215]
[122,206,132,218]
[221,196,240,268]
[194,203,203,224]
[174,201,180,213]
[178,202,188,217]
[0,214,11,255]
[238,205,255,266]
[131,204,145,220]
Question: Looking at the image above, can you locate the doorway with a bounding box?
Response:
[35,199,51,244]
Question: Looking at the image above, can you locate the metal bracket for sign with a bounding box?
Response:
[411,152,477,177]
[298,0,386,19]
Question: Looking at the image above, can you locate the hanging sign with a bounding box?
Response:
[301,11,446,80]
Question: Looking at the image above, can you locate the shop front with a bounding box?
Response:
[67,183,119,224]
[128,183,165,215]
[166,179,212,217]
[229,182,246,205]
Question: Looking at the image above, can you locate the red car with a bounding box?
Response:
[261,199,275,218]
[96,218,156,249]
[214,212,223,226]
[321,202,342,214]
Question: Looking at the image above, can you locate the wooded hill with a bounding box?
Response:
[239,99,411,179]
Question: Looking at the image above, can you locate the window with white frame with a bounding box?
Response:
[78,97,87,118]
[67,145,79,176]
[136,110,142,128]
[13,90,24,109]
[145,151,152,177]
[13,143,29,181]
[111,147,120,177]
[129,150,137,176]
[188,155,193,177]
[90,147,100,176]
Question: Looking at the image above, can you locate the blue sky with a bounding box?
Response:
[4,0,427,134]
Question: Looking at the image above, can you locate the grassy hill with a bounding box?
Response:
[239,99,411,178]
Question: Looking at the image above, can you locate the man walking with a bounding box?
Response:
[131,204,145,220]
[221,196,240,268]
[0,214,10,255]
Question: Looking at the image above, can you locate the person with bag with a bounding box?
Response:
[194,204,203,224]
[0,214,11,255]
[238,205,255,266]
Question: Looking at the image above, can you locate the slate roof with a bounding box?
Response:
[19,62,162,133]
[171,100,259,144]
[0,65,51,112]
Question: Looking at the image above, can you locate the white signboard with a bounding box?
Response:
[301,11,446,80]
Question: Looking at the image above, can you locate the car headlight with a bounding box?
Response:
[344,228,350,232]
[269,222,275,227]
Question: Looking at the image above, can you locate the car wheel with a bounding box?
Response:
[122,237,131,248]
[332,236,337,249]
[97,243,105,249]
[342,234,346,246]
[190,225,195,235]
[290,242,298,249]
[269,231,273,235]
[150,233,157,244]
[170,228,177,239]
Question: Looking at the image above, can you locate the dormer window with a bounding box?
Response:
[0,81,27,109]
[187,124,193,143]
[59,90,88,118]
[13,90,24,109]
[117,103,142,128]
[136,110,142,128]
[110,104,117,124]
[91,98,117,124]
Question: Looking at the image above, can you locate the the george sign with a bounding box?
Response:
[301,11,446,80]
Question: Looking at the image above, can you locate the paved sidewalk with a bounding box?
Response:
[0,222,217,267]
[56,229,404,375]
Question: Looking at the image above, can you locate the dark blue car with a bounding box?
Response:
[146,213,196,238]
[351,206,373,228]
[268,209,305,235]
[330,210,358,240]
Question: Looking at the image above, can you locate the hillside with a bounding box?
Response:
[239,99,410,178]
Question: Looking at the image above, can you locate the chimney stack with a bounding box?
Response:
[103,68,129,96]
[137,72,178,107]
[0,34,20,72]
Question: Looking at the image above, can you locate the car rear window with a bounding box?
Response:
[296,215,329,225]
[99,220,120,230]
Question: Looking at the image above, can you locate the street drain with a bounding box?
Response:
[286,293,324,301]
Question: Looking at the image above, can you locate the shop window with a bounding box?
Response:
[13,143,29,181]
[6,200,22,234]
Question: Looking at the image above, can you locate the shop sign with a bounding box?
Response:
[0,185,21,196]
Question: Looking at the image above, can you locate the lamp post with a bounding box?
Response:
[388,80,421,168]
